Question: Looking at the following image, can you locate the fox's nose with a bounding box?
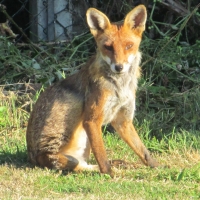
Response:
[115,64,123,72]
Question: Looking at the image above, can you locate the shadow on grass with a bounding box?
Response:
[0,149,31,168]
[0,149,102,177]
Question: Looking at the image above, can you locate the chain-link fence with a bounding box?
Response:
[0,0,130,43]
[0,0,143,43]
[0,0,200,43]
[29,0,93,42]
[0,0,90,42]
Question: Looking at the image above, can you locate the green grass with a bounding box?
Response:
[0,3,200,199]
[0,91,200,200]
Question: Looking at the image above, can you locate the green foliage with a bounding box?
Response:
[0,91,29,129]
[0,106,7,127]
[1,2,199,136]
[0,2,200,199]
[136,35,200,134]
[0,33,93,85]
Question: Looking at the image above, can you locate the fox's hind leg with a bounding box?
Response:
[36,153,99,172]
[36,153,78,170]
[36,123,100,172]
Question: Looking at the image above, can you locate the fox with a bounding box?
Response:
[26,5,159,177]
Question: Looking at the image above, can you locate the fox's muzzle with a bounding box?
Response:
[115,64,123,73]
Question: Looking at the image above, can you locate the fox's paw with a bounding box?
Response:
[144,151,159,168]
[74,162,99,172]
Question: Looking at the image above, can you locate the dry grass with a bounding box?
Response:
[0,116,200,200]
[0,148,199,199]
[0,3,200,198]
[0,89,200,199]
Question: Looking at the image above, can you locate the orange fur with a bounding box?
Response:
[26,5,159,177]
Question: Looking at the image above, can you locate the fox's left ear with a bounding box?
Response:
[124,5,147,35]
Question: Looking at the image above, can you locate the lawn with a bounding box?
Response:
[0,90,199,200]
[0,3,200,198]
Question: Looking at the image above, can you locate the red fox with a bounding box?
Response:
[26,5,159,177]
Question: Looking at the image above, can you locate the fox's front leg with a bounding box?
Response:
[111,110,159,167]
[83,120,113,176]
[83,91,113,177]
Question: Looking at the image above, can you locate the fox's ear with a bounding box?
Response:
[124,5,147,35]
[86,8,111,36]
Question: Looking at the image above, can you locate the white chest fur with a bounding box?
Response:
[103,79,135,124]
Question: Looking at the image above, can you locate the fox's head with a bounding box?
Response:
[86,5,147,74]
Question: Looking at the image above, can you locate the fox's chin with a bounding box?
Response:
[111,70,125,74]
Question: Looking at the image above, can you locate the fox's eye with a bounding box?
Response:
[125,44,133,50]
[104,45,113,51]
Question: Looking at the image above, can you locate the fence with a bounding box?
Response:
[0,0,95,42]
[0,0,199,43]
[29,0,89,42]
[0,0,146,43]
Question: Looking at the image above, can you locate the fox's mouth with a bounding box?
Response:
[110,64,127,74]
[110,62,135,74]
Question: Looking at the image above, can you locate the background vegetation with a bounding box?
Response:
[0,0,200,199]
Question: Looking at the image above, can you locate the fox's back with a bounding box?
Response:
[26,71,86,162]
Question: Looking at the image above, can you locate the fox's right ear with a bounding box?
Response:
[86,8,111,37]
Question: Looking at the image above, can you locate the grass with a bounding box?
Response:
[0,90,200,200]
[0,3,200,198]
